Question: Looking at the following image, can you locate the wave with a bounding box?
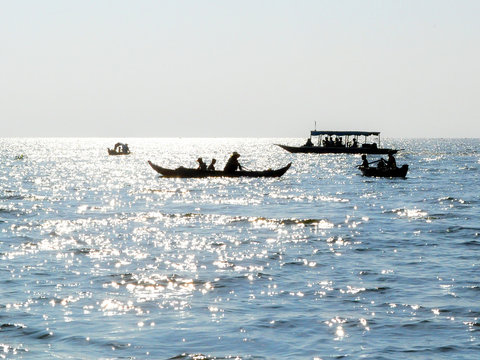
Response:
[169,353,265,360]
[136,211,336,229]
[1,322,53,340]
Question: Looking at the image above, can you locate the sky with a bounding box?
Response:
[1,0,479,138]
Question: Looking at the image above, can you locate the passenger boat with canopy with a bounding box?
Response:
[276,130,398,154]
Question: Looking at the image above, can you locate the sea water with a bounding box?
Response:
[1,138,479,359]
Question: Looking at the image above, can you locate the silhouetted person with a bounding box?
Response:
[224,152,242,173]
[304,138,313,146]
[377,158,387,170]
[351,138,358,148]
[197,157,207,171]
[387,152,397,169]
[208,159,216,171]
[361,154,369,168]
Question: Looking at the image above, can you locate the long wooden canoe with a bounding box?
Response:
[359,164,408,178]
[148,161,291,178]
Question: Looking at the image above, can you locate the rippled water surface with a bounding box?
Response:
[1,138,479,359]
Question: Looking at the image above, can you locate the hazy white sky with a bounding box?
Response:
[1,0,479,138]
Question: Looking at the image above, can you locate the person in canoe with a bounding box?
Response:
[377,157,387,170]
[208,159,216,171]
[224,152,243,173]
[387,152,397,169]
[197,157,207,171]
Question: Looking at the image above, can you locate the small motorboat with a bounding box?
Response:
[359,164,409,178]
[108,142,130,155]
[148,161,291,178]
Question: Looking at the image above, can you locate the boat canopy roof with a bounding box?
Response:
[310,130,380,136]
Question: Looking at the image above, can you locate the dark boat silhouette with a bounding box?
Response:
[108,148,131,155]
[277,130,398,155]
[148,161,291,178]
[108,142,130,155]
[359,164,408,178]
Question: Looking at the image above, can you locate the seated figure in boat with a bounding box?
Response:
[224,152,243,173]
[377,158,387,170]
[197,157,207,171]
[208,159,216,171]
[335,137,343,147]
[304,138,313,147]
[351,138,358,148]
[387,152,397,169]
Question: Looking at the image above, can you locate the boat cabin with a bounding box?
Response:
[309,130,381,149]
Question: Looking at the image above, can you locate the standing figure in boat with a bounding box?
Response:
[224,152,243,173]
[304,138,313,147]
[197,157,207,171]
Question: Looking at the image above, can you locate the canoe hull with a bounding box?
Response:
[276,144,397,155]
[148,161,291,178]
[359,164,409,178]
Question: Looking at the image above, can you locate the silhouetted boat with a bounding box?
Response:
[148,161,291,178]
[277,130,398,154]
[359,164,409,178]
[108,142,130,155]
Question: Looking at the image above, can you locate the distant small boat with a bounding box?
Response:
[108,142,130,155]
[277,130,398,155]
[359,164,409,178]
[148,161,291,178]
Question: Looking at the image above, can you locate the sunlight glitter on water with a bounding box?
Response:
[1,138,480,359]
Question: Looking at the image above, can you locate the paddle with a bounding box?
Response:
[356,159,382,168]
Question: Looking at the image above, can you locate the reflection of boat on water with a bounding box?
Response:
[359,164,409,178]
[148,161,291,178]
[108,142,130,155]
[277,130,398,154]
